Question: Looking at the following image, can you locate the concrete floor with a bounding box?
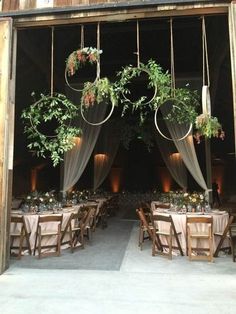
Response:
[1,219,236,314]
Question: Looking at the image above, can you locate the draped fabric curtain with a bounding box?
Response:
[62,87,107,193]
[160,103,208,193]
[154,130,187,190]
[93,121,120,190]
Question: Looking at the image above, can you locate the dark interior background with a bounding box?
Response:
[13,14,235,198]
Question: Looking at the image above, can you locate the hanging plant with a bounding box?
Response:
[194,114,225,144]
[65,47,102,76]
[21,93,82,166]
[80,77,118,126]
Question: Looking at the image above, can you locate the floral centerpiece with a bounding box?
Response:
[23,191,58,212]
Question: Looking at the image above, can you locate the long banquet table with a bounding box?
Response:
[151,201,229,255]
[11,198,107,254]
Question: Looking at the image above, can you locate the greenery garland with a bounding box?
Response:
[21,93,82,166]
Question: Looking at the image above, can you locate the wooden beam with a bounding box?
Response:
[0,18,13,275]
[13,4,229,28]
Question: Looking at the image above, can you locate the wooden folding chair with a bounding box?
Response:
[186,216,213,262]
[10,215,31,259]
[151,214,183,259]
[214,215,235,257]
[61,210,87,252]
[79,207,97,247]
[34,215,63,258]
[136,208,160,251]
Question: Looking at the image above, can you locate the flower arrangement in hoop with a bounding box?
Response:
[194,113,225,144]
[80,77,118,126]
[21,93,82,166]
[65,47,102,91]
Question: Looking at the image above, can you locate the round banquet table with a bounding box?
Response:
[151,202,229,255]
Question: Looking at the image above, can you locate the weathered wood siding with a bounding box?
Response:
[1,0,229,12]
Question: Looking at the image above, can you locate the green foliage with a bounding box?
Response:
[195,114,223,139]
[81,77,118,108]
[21,93,82,166]
[114,60,199,126]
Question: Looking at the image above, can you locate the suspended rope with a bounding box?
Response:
[201,16,211,116]
[50,26,54,97]
[96,22,101,80]
[170,18,176,95]
[136,20,140,67]
[80,24,84,49]
[154,18,192,141]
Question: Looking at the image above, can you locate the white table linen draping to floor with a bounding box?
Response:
[151,201,229,255]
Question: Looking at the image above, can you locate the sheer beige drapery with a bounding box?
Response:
[93,121,120,190]
[62,87,107,193]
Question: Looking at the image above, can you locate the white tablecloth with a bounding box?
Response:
[151,201,229,254]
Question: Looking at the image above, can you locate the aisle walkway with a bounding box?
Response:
[1,217,236,314]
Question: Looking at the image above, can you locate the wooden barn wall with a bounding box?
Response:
[0,0,230,13]
[0,0,131,12]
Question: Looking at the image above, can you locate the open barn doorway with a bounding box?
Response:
[13,15,233,198]
[6,13,235,271]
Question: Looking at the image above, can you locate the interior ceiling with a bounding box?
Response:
[14,14,234,168]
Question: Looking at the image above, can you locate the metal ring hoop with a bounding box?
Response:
[80,81,115,126]
[65,49,100,92]
[154,99,193,141]
[121,67,157,106]
[65,67,98,93]
[29,96,72,138]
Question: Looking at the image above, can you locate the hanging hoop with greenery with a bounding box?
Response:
[21,93,82,166]
[193,16,225,143]
[65,25,102,92]
[115,22,171,124]
[153,18,199,141]
[80,23,117,126]
[154,99,194,141]
[80,77,118,126]
[21,27,81,166]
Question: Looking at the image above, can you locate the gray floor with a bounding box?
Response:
[1,216,236,314]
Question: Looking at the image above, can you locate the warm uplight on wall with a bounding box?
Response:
[110,168,122,193]
[94,154,108,164]
[73,136,82,146]
[170,152,181,160]
[158,167,172,192]
[31,169,37,192]
[30,163,47,192]
[212,165,224,194]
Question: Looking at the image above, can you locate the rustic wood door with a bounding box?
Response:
[0,18,15,275]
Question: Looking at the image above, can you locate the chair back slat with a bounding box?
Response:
[39,215,63,223]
